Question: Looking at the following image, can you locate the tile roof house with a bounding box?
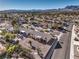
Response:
[20,28,57,45]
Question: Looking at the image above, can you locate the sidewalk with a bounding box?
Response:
[70,25,79,59]
[70,25,75,59]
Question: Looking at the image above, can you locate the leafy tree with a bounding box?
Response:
[0,30,7,35]
[11,20,17,26]
[6,45,18,57]
[4,33,16,42]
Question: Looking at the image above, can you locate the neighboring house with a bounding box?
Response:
[0,23,6,30]
[6,27,14,32]
[18,17,26,25]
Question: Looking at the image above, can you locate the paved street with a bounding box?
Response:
[52,24,73,59]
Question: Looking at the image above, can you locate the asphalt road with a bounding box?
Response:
[51,24,73,59]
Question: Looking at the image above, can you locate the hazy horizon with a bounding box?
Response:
[0,0,79,11]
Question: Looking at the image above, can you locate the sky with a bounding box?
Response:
[0,0,79,10]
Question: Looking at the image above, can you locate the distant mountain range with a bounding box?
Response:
[0,5,79,13]
[65,5,79,10]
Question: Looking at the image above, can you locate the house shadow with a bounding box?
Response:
[55,41,62,49]
[47,39,55,45]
